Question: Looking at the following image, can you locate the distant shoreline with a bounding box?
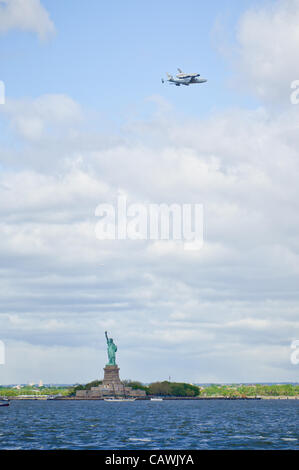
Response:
[1,382,299,400]
[6,396,299,401]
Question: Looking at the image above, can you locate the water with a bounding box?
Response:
[0,400,298,449]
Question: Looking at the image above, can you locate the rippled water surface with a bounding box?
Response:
[0,400,298,449]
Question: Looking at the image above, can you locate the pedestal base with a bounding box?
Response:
[102,365,122,386]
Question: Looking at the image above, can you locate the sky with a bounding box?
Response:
[0,0,299,385]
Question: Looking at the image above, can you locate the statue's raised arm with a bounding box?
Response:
[105,331,109,343]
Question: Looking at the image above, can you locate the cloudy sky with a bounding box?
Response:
[0,0,299,385]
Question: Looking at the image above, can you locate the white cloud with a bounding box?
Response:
[0,0,55,40]
[0,90,299,383]
[2,94,83,140]
[236,0,299,104]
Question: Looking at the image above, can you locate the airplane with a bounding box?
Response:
[161,68,207,87]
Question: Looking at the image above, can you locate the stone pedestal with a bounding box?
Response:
[102,365,121,386]
[101,364,126,396]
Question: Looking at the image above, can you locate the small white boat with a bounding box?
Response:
[150,398,163,401]
[104,398,136,402]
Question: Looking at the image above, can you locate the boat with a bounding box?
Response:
[0,402,10,407]
[150,398,163,401]
[104,398,136,402]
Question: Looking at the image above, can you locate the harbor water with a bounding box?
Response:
[0,399,298,449]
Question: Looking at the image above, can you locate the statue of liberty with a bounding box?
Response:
[105,331,117,366]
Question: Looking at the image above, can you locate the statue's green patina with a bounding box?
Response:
[105,331,117,366]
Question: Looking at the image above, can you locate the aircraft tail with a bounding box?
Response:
[166,72,173,80]
[177,68,183,73]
